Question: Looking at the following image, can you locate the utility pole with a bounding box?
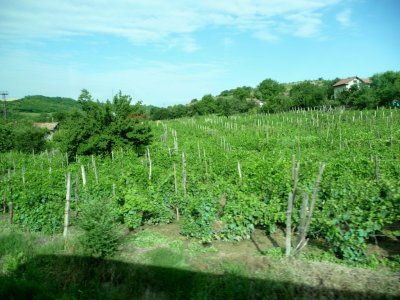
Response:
[1,91,8,120]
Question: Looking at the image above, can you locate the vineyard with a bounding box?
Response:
[1,108,400,262]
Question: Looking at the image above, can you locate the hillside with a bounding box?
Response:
[7,95,78,113]
[3,95,79,121]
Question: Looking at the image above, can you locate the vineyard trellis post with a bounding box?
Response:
[294,162,326,259]
[9,201,13,224]
[81,165,87,187]
[147,147,152,181]
[91,155,99,184]
[63,173,71,238]
[182,152,187,197]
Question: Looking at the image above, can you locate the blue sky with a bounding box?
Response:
[0,0,399,106]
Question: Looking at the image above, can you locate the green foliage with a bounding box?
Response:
[257,78,285,101]
[2,107,399,264]
[77,196,120,258]
[55,89,152,157]
[371,71,400,106]
[0,121,47,153]
[148,70,399,120]
[290,81,327,108]
[4,95,79,122]
[0,123,13,152]
[7,95,78,114]
[181,196,217,242]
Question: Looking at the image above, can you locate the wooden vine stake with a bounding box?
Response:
[22,166,26,186]
[6,169,12,218]
[147,147,152,181]
[91,155,98,184]
[295,162,326,259]
[173,130,178,152]
[374,155,380,183]
[173,163,179,221]
[63,173,72,238]
[9,201,13,224]
[203,149,208,176]
[75,172,80,212]
[173,163,178,195]
[237,160,242,184]
[182,152,187,197]
[285,157,300,258]
[81,165,87,187]
[295,193,309,259]
[285,192,294,257]
[197,141,201,162]
[2,177,6,214]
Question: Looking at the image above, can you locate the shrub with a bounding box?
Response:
[77,197,119,258]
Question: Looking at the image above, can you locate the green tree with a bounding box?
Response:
[0,121,47,153]
[290,81,326,108]
[260,95,291,113]
[55,90,152,157]
[232,86,253,101]
[257,79,284,101]
[371,71,400,106]
[0,123,13,152]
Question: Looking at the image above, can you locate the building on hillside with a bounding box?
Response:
[333,76,371,100]
[34,122,59,140]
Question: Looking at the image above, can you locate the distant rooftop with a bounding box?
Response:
[333,76,371,87]
[34,122,59,131]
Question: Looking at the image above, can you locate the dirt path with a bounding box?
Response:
[117,223,400,298]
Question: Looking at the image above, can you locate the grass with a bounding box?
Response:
[0,221,399,299]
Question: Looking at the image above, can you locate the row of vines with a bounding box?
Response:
[1,108,399,261]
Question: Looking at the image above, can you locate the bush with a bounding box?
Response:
[77,197,120,258]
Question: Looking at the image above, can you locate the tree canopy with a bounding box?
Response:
[0,121,47,153]
[54,89,152,157]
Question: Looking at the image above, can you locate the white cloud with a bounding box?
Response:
[0,0,343,48]
[336,9,352,27]
[166,36,199,53]
[286,12,323,37]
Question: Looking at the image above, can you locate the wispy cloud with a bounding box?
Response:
[286,12,323,37]
[0,0,343,49]
[0,47,228,104]
[336,8,352,27]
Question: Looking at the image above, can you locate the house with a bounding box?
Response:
[333,76,371,99]
[34,122,59,139]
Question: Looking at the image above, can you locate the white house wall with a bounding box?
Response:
[334,78,363,99]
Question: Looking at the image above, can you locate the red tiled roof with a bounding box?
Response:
[333,76,371,87]
[333,77,357,87]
